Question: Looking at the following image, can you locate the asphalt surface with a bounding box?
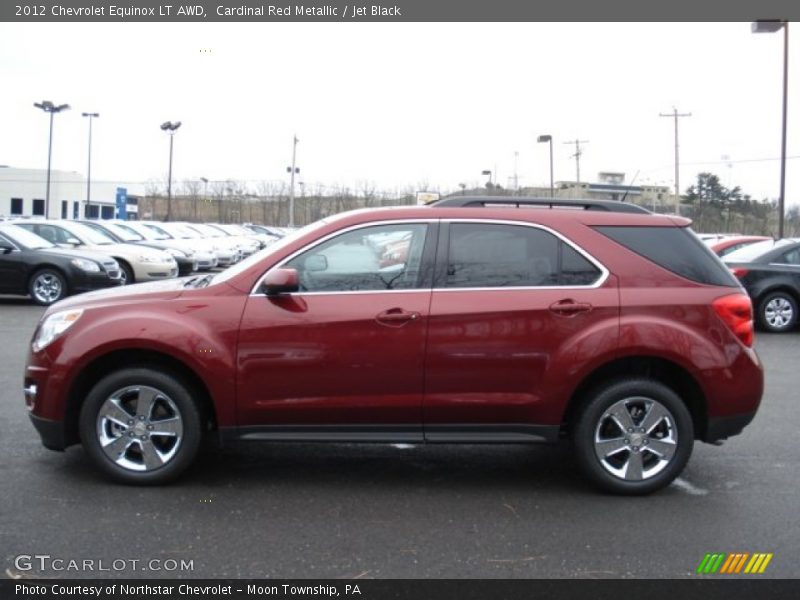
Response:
[1,297,798,579]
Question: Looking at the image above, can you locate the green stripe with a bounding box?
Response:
[710,553,727,574]
[697,554,712,574]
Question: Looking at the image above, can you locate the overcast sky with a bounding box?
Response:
[0,22,798,204]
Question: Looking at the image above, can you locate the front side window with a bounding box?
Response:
[445,223,602,288]
[285,223,429,292]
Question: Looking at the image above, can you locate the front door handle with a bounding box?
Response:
[376,308,420,327]
[549,299,592,316]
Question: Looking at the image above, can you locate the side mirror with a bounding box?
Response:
[261,268,299,296]
[66,237,81,246]
[305,254,328,272]
[0,240,14,254]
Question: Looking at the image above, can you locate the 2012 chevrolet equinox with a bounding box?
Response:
[24,198,763,494]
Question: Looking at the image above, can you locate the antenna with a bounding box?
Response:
[621,170,640,203]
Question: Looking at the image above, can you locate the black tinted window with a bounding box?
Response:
[778,248,800,265]
[446,223,601,288]
[596,226,738,287]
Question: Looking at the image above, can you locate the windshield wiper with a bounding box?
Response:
[183,274,214,288]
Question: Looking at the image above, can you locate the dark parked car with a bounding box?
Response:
[79,220,198,277]
[0,223,122,305]
[24,198,763,494]
[724,238,800,332]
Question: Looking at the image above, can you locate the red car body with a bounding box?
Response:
[24,203,764,492]
[709,235,771,257]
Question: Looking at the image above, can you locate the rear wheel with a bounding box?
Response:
[757,291,798,333]
[79,368,202,484]
[573,378,694,495]
[29,268,67,305]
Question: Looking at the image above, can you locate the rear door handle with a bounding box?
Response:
[376,308,420,327]
[549,299,592,316]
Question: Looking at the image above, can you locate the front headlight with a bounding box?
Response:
[166,247,187,258]
[32,309,83,352]
[70,258,100,272]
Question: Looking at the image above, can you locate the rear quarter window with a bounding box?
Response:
[595,226,738,287]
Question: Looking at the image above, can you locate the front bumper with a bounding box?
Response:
[72,269,124,294]
[29,413,66,451]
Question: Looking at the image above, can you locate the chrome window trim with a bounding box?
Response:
[249,217,609,296]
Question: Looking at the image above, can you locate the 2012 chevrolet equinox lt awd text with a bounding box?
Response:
[24,198,763,494]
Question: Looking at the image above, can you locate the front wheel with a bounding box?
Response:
[757,291,798,333]
[79,368,202,484]
[29,268,67,305]
[573,378,694,495]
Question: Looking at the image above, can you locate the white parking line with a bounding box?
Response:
[671,477,709,496]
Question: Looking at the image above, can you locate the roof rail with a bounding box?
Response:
[431,196,651,214]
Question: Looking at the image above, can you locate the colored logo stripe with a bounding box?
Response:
[697,552,773,574]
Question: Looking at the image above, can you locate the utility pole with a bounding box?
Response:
[564,139,588,184]
[660,108,691,215]
[286,135,299,228]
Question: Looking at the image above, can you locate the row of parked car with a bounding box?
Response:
[700,233,800,333]
[0,219,289,305]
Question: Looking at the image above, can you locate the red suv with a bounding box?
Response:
[24,198,763,494]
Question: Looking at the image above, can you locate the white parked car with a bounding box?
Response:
[15,220,177,285]
[114,221,219,271]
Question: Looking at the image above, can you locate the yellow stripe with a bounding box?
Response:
[758,554,773,574]
[744,554,760,574]
[734,553,750,573]
[750,554,766,573]
[720,554,736,574]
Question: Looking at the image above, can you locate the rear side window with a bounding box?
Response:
[596,226,738,287]
[445,223,602,288]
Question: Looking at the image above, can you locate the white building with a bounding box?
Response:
[0,166,139,220]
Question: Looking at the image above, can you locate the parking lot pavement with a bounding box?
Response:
[1,300,799,579]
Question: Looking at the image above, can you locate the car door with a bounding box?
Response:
[423,220,619,441]
[236,221,437,440]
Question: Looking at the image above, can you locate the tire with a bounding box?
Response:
[28,268,68,306]
[757,291,798,333]
[118,260,134,285]
[573,378,694,495]
[79,368,202,485]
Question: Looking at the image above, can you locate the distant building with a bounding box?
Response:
[554,172,671,208]
[0,166,140,220]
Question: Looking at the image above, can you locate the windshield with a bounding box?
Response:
[65,222,117,245]
[191,224,225,237]
[0,224,55,249]
[105,222,144,242]
[138,223,171,240]
[211,220,326,286]
[724,238,792,263]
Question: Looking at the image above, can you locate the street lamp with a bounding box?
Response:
[82,112,99,218]
[537,134,554,197]
[286,135,299,228]
[33,100,70,218]
[752,20,789,238]
[481,170,493,185]
[160,120,182,221]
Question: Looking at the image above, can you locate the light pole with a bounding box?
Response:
[34,100,70,218]
[481,169,493,186]
[752,20,789,238]
[82,112,99,218]
[160,121,182,221]
[286,135,299,228]
[537,134,554,197]
[200,177,208,222]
